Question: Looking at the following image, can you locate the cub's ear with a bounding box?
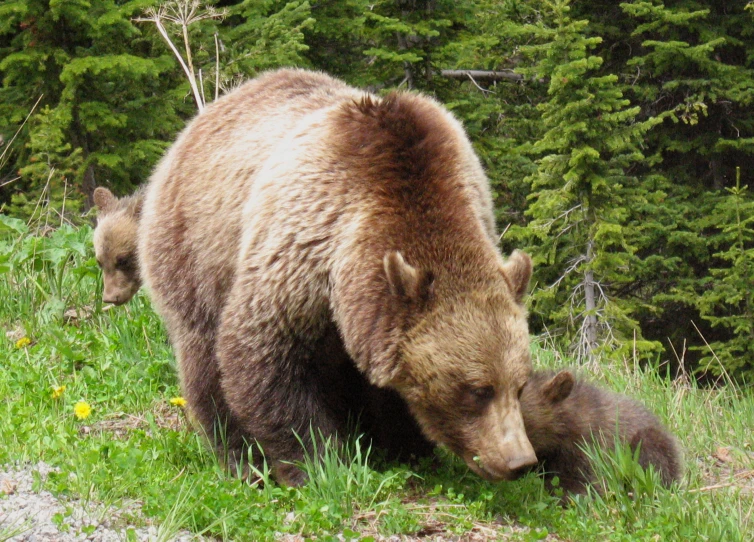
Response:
[384,251,434,305]
[93,187,116,213]
[500,249,532,304]
[542,371,574,404]
[129,193,144,219]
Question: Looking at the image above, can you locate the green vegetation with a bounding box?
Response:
[1,1,753,535]
[1,223,752,540]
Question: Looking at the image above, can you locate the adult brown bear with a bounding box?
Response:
[139,68,536,485]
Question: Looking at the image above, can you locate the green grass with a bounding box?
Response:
[1,220,752,540]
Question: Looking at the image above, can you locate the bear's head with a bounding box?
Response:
[519,370,575,454]
[93,187,142,305]
[381,249,540,481]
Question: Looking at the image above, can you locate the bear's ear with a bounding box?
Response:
[384,251,434,306]
[93,187,116,213]
[500,250,532,304]
[542,371,574,404]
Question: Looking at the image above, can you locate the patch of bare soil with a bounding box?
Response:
[277,497,562,541]
[694,445,754,495]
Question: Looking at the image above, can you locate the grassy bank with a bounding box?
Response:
[0,220,752,541]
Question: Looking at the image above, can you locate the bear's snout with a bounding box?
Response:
[476,449,538,481]
[470,397,538,480]
[102,271,140,305]
[103,283,135,305]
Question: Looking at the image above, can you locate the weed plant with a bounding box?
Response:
[0,221,752,540]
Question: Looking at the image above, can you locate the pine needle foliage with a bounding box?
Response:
[509,0,662,360]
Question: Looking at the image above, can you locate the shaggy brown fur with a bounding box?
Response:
[139,68,535,485]
[521,370,683,496]
[312,325,435,462]
[93,187,143,305]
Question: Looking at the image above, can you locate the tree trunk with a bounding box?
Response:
[81,165,97,212]
[583,239,599,352]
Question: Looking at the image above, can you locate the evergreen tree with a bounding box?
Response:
[684,168,754,378]
[510,0,661,360]
[0,0,188,218]
[615,0,754,374]
[225,0,314,77]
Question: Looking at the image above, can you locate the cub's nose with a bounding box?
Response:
[103,292,123,305]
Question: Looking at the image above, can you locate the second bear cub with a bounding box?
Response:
[93,186,143,305]
[520,370,683,495]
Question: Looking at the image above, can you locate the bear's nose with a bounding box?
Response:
[507,453,538,476]
[103,292,123,305]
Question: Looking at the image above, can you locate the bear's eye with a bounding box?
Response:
[470,385,495,405]
[115,255,134,270]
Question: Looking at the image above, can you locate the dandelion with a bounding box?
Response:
[169,397,187,407]
[51,385,66,399]
[15,337,31,349]
[73,401,92,420]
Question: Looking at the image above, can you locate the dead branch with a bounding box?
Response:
[440,69,525,83]
[134,1,227,112]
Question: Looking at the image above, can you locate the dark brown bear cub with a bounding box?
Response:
[520,370,683,496]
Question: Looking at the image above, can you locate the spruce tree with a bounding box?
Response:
[684,168,754,378]
[615,0,754,375]
[510,0,661,360]
[0,0,188,218]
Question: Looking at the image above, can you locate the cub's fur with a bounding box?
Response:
[139,68,535,485]
[93,187,143,305]
[521,370,683,495]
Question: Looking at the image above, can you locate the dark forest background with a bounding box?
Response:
[1,0,753,381]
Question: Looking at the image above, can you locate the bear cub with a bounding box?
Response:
[520,370,683,496]
[93,186,143,305]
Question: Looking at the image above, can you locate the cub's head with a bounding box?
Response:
[519,370,575,452]
[380,249,539,481]
[93,187,143,305]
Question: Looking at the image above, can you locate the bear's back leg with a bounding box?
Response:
[172,325,249,468]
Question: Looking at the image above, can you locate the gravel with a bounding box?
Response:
[0,462,197,542]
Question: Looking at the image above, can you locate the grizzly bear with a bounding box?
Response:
[138,68,536,485]
[520,370,683,496]
[93,187,143,305]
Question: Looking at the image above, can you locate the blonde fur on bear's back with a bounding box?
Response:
[140,69,361,309]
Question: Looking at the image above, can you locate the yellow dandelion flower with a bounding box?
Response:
[15,337,31,349]
[169,397,187,407]
[73,401,92,420]
[51,385,66,399]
